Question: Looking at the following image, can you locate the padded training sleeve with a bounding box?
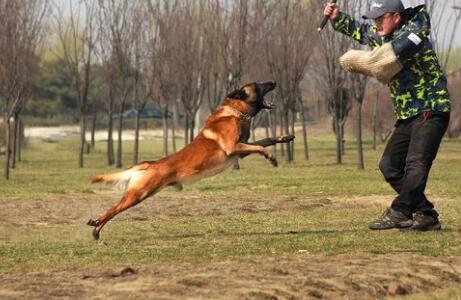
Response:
[391,31,423,60]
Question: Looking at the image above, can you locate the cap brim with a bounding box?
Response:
[362,9,386,19]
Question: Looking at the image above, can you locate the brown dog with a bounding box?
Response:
[88,81,294,239]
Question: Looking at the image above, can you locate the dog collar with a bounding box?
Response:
[220,106,251,121]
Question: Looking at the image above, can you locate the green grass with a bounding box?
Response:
[0,134,461,273]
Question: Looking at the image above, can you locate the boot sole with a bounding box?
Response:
[368,223,412,230]
[401,223,442,232]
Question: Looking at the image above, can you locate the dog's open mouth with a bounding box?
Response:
[262,98,274,109]
[260,81,276,109]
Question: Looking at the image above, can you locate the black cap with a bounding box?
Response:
[363,0,405,19]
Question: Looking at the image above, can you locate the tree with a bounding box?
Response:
[97,0,137,168]
[346,0,370,170]
[263,0,317,161]
[169,0,208,144]
[0,0,49,179]
[54,0,97,168]
[314,0,353,164]
[147,0,178,156]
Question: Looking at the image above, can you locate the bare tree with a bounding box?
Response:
[0,0,48,179]
[169,0,208,144]
[97,0,137,168]
[54,0,96,168]
[218,0,250,93]
[203,0,226,113]
[264,0,317,161]
[314,0,353,164]
[347,0,369,170]
[147,0,178,156]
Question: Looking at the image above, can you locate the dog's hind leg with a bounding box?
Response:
[87,189,148,240]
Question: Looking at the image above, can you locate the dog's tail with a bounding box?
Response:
[91,162,152,190]
[91,172,130,184]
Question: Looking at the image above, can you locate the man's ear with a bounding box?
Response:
[393,13,402,27]
[226,89,248,100]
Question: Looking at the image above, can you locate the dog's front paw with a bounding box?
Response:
[92,228,100,240]
[87,219,100,227]
[269,156,278,167]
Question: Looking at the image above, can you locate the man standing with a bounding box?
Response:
[324,0,450,231]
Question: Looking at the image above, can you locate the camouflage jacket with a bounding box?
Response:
[332,5,450,120]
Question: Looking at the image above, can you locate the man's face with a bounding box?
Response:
[374,13,401,37]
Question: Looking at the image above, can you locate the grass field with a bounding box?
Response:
[1,132,461,299]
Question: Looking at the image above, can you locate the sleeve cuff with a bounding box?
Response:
[331,12,346,29]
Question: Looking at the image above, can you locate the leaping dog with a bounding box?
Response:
[88,81,294,239]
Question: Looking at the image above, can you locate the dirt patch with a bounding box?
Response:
[1,252,460,299]
[2,194,458,299]
[0,194,392,227]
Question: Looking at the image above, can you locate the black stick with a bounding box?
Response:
[318,0,338,32]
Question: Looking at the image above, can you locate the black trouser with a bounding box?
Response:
[379,112,450,218]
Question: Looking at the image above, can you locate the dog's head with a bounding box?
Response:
[225,81,276,116]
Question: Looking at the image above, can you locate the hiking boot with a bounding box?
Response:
[368,208,413,230]
[408,211,441,231]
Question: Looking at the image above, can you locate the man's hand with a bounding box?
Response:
[324,3,340,21]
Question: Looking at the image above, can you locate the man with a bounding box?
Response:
[324,0,450,231]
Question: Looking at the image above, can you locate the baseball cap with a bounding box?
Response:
[363,0,405,19]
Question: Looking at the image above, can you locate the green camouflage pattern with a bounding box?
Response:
[332,5,450,120]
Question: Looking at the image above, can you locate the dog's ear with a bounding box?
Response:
[226,89,248,100]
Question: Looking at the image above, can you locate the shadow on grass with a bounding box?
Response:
[155,228,362,240]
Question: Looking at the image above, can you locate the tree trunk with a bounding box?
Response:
[133,110,141,164]
[334,117,342,164]
[107,109,115,165]
[284,111,292,162]
[172,102,178,152]
[116,108,124,168]
[17,118,23,162]
[340,122,345,156]
[163,108,169,156]
[300,105,309,160]
[372,89,378,150]
[189,113,195,143]
[184,115,189,145]
[78,115,86,168]
[11,114,18,169]
[90,112,97,149]
[279,113,285,157]
[269,110,277,157]
[4,116,11,179]
[357,102,365,170]
[290,110,296,161]
[265,111,270,138]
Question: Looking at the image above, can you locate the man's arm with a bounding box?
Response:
[332,13,382,47]
[323,3,381,48]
